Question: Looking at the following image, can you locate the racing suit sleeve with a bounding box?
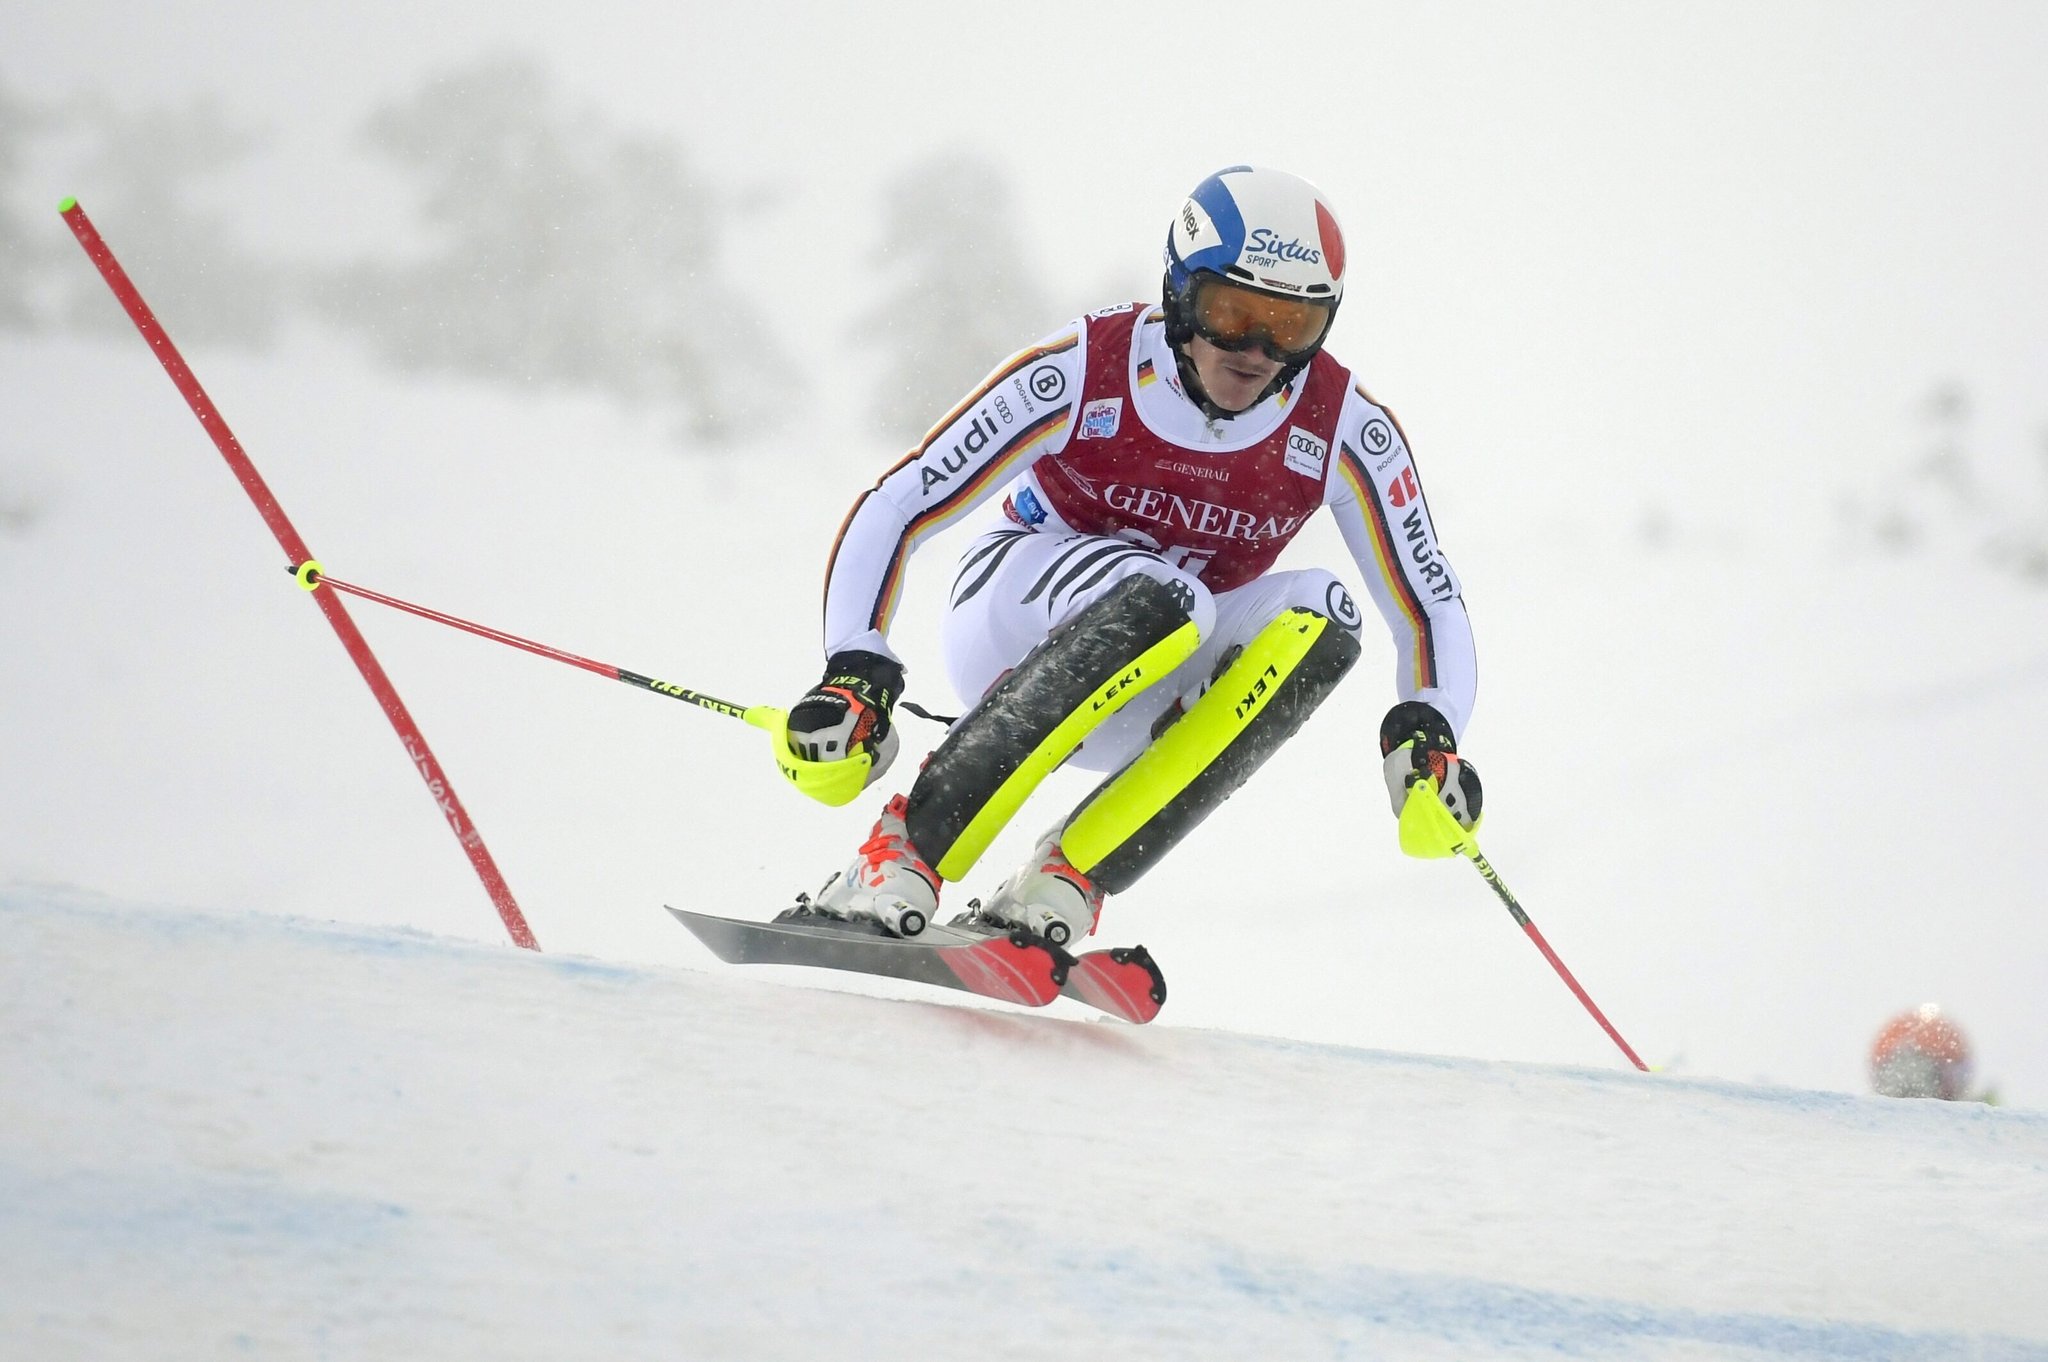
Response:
[822,322,1084,664]
[1322,383,1479,738]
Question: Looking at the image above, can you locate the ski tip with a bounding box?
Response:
[57,196,77,214]
[1067,945,1167,1024]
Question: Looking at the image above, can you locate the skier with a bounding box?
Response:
[774,165,1482,947]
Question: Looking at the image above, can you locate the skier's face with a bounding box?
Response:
[1186,336,1284,413]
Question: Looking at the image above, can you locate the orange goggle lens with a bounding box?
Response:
[1189,278,1333,356]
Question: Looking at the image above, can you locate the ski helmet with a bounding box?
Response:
[1162,165,1348,389]
[1868,1004,1974,1100]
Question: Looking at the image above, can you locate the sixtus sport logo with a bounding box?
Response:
[1244,228,1323,266]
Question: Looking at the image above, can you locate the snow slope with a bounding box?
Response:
[3,885,2044,1361]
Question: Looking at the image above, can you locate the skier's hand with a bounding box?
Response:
[1379,700,1482,831]
[778,650,904,805]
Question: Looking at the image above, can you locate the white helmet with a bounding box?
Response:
[1162,167,1347,406]
[1166,165,1344,318]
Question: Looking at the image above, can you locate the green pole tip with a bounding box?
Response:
[57,196,77,213]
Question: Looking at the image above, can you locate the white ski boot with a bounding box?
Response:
[808,793,941,937]
[968,829,1105,949]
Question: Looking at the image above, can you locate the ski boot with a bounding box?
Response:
[806,793,942,937]
[957,829,1104,949]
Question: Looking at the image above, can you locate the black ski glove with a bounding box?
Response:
[785,649,905,787]
[1378,700,1482,830]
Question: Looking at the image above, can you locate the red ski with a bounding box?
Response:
[1065,945,1167,1025]
[668,906,1066,1009]
[668,905,1167,1022]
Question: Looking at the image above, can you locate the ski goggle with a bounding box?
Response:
[1187,275,1335,361]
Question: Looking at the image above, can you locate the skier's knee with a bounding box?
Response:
[1250,567,1364,642]
[1058,605,1362,894]
[1051,549,1217,649]
[907,572,1204,882]
[1294,569,1364,640]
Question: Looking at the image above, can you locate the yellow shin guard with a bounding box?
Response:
[1060,606,1361,894]
[906,574,1202,883]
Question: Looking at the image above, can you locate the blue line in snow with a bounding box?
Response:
[1083,1248,2048,1360]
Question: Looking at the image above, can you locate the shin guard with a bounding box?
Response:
[1059,607,1361,893]
[907,574,1202,882]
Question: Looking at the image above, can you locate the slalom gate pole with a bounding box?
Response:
[288,564,783,731]
[59,197,540,951]
[1459,846,1649,1072]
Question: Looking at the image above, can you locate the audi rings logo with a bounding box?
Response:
[1325,581,1362,632]
[1028,364,1067,403]
[1362,419,1393,456]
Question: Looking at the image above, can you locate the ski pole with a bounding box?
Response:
[1400,785,1648,1071]
[287,563,786,732]
[1457,846,1649,1072]
[59,197,539,951]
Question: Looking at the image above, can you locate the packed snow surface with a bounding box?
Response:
[4,886,2044,1360]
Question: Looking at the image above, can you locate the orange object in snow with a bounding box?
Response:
[1869,1004,1974,1100]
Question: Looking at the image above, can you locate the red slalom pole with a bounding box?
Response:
[60,197,539,952]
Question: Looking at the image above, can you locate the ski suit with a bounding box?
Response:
[822,302,1477,772]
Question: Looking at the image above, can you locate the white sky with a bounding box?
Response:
[8,0,2047,508]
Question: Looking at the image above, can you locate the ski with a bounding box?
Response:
[668,906,1068,1009]
[667,905,1167,1023]
[1064,944,1167,1025]
[931,911,1168,1024]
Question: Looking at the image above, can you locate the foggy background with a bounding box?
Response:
[3,3,2045,1100]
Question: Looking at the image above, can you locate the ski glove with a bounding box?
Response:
[780,650,904,805]
[1379,700,1483,831]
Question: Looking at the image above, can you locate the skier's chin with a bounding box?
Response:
[1187,338,1280,412]
[1205,370,1272,412]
